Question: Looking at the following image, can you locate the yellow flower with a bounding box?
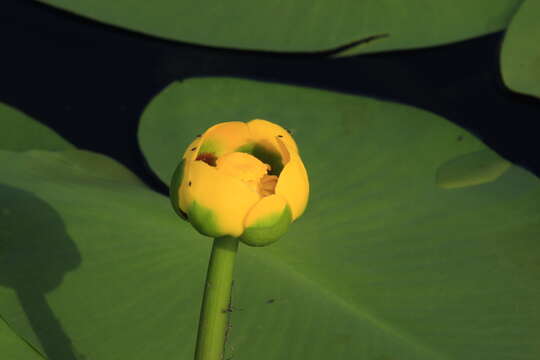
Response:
[170,119,309,246]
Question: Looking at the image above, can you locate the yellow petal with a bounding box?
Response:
[178,160,193,215]
[179,123,251,214]
[182,135,203,161]
[179,144,199,214]
[242,118,301,178]
[196,121,251,158]
[247,119,299,157]
[216,152,269,183]
[170,159,187,220]
[275,152,309,221]
[241,194,292,246]
[182,160,260,237]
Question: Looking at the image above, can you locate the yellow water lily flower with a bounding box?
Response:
[170,119,309,246]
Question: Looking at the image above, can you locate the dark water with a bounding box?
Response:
[1,0,539,195]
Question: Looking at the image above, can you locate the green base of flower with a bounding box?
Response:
[240,204,292,246]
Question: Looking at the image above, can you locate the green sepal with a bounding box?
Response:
[188,201,224,238]
[240,204,292,247]
[169,159,187,220]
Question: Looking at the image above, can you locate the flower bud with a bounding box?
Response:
[170,119,309,246]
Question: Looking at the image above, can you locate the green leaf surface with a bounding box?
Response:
[0,150,206,360]
[35,0,522,55]
[501,0,540,98]
[0,103,73,152]
[0,317,44,360]
[0,149,450,360]
[139,77,540,359]
[436,149,512,189]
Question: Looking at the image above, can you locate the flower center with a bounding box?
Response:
[216,152,278,197]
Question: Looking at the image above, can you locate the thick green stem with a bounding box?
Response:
[194,236,239,360]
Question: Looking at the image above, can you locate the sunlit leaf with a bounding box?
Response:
[138,77,540,359]
[0,150,205,360]
[0,148,450,360]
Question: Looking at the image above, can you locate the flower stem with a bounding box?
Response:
[194,236,239,360]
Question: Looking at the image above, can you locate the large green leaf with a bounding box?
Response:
[0,103,73,152]
[0,150,205,360]
[35,0,522,55]
[139,77,540,359]
[500,0,540,98]
[1,148,455,360]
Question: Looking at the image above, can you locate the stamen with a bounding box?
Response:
[260,175,278,197]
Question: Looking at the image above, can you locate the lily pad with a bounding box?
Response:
[35,0,522,55]
[0,148,458,360]
[139,77,540,359]
[500,0,540,98]
[0,150,206,360]
[0,103,73,152]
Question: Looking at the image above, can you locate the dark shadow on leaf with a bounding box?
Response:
[0,183,82,359]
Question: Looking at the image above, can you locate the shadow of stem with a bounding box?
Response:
[0,183,82,359]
